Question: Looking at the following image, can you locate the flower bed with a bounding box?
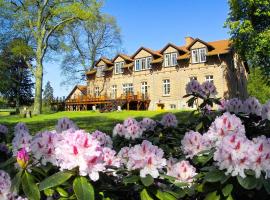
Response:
[1,80,270,200]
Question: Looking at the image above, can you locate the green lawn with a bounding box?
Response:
[0,110,191,135]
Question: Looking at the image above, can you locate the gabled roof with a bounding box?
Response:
[95,57,113,66]
[186,38,215,50]
[66,85,87,100]
[131,47,162,59]
[112,54,133,62]
[207,40,232,55]
[85,69,97,76]
[159,43,188,54]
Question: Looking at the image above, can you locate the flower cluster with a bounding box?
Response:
[0,124,8,135]
[221,97,270,120]
[124,140,166,178]
[0,170,27,200]
[186,80,217,97]
[91,130,113,148]
[12,123,32,156]
[113,117,154,140]
[160,113,178,128]
[167,159,197,183]
[56,117,78,133]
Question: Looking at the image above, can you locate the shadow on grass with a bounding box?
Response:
[1,110,191,136]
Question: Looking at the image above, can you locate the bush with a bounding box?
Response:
[0,80,270,200]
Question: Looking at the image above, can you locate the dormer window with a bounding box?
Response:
[191,48,207,63]
[96,65,105,77]
[135,57,152,71]
[115,62,124,74]
[164,52,178,67]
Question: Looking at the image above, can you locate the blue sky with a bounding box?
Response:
[44,0,230,98]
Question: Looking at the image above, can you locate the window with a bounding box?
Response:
[114,62,124,74]
[164,52,178,67]
[192,48,207,63]
[205,75,214,83]
[111,85,117,99]
[134,57,152,71]
[141,82,148,98]
[94,87,99,97]
[170,104,176,109]
[96,65,105,77]
[189,76,197,81]
[123,83,133,95]
[163,79,170,96]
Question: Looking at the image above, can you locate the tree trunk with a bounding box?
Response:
[33,57,43,115]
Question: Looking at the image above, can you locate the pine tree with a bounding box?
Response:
[43,81,54,105]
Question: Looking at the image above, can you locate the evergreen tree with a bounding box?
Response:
[0,38,34,112]
[43,81,54,105]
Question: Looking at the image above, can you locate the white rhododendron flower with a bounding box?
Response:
[201,81,217,97]
[167,160,197,183]
[139,118,156,131]
[224,98,244,114]
[31,131,60,165]
[126,140,166,178]
[117,147,130,165]
[12,129,32,156]
[185,79,202,95]
[262,101,270,120]
[55,117,78,133]
[243,97,262,116]
[14,123,29,134]
[91,130,113,148]
[0,170,11,198]
[160,113,178,128]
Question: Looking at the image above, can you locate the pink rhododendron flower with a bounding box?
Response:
[126,140,166,178]
[181,131,210,158]
[31,131,59,165]
[123,117,137,127]
[117,147,130,165]
[54,129,104,181]
[262,101,270,120]
[102,147,120,167]
[113,123,127,137]
[126,123,144,140]
[56,117,78,133]
[167,160,197,183]
[243,97,262,116]
[17,148,29,169]
[12,129,32,156]
[139,118,156,131]
[214,133,251,178]
[0,124,8,135]
[14,123,29,133]
[203,112,245,145]
[160,113,178,128]
[91,130,113,148]
[185,79,202,95]
[201,81,217,97]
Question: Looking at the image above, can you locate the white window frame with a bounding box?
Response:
[146,57,152,69]
[191,48,207,63]
[141,82,148,97]
[97,65,105,77]
[171,52,178,66]
[163,79,170,96]
[164,54,170,67]
[164,52,178,67]
[205,75,214,83]
[123,83,133,95]
[111,85,117,99]
[170,104,176,109]
[135,57,152,71]
[114,62,124,74]
[94,87,100,97]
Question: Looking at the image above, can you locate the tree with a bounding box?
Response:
[0,38,34,112]
[61,14,122,86]
[226,0,270,76]
[0,0,102,114]
[43,81,54,105]
[247,67,270,103]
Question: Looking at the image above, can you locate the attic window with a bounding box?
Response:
[191,48,207,63]
[164,52,178,67]
[96,65,105,77]
[115,62,124,74]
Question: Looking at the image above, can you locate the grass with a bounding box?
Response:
[0,110,191,134]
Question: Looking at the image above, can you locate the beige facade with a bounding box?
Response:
[80,37,248,111]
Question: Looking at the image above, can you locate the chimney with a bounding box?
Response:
[185,36,194,47]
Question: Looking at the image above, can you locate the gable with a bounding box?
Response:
[114,56,125,63]
[163,46,178,54]
[134,49,152,59]
[96,60,106,67]
[190,41,207,49]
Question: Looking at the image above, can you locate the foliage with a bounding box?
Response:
[247,68,270,103]
[61,14,122,86]
[43,81,54,106]
[226,0,270,77]
[0,38,34,111]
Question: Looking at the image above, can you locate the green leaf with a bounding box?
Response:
[263,179,270,194]
[123,175,139,184]
[204,191,220,200]
[204,170,226,183]
[73,176,95,200]
[11,170,23,193]
[0,157,16,169]
[39,171,73,191]
[193,154,213,165]
[237,175,258,190]
[155,190,177,200]
[226,195,234,200]
[44,188,54,197]
[22,171,40,200]
[222,184,233,196]
[141,175,154,187]
[140,189,153,200]
[56,187,69,197]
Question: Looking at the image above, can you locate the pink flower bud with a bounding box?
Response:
[17,148,29,169]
